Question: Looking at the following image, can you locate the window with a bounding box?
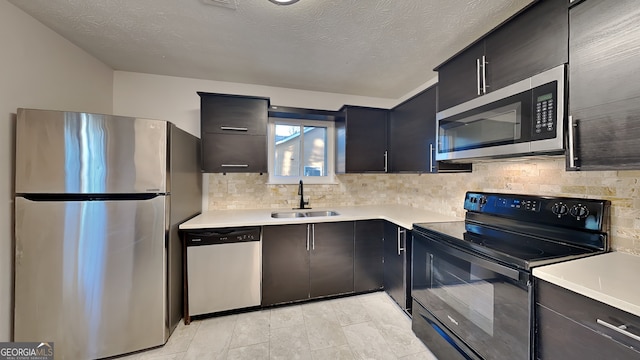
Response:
[267,117,335,184]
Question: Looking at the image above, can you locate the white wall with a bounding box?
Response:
[113,71,401,138]
[0,1,113,341]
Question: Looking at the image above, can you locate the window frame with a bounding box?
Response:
[267,117,336,184]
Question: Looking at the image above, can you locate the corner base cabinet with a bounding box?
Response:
[535,279,640,359]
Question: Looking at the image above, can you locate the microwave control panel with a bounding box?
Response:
[531,81,558,140]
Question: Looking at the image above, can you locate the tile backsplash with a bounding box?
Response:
[206,157,639,254]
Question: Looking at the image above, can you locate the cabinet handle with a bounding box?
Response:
[384,150,388,172]
[481,56,488,94]
[568,115,578,169]
[220,126,248,132]
[311,224,315,250]
[476,58,482,96]
[429,143,435,172]
[397,228,406,255]
[597,319,640,342]
[221,164,249,168]
[306,224,310,251]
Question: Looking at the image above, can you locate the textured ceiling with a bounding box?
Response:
[9,0,533,98]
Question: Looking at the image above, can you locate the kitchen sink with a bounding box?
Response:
[304,211,340,217]
[271,212,306,218]
[270,210,340,218]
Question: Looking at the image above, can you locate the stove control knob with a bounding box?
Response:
[479,196,487,206]
[570,205,589,219]
[552,203,568,216]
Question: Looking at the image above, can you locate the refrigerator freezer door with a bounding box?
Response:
[15,108,168,194]
[14,196,168,359]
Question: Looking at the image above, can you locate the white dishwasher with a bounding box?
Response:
[184,227,261,317]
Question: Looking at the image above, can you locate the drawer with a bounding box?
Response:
[536,279,640,354]
[537,304,640,359]
[200,93,268,136]
[201,133,267,173]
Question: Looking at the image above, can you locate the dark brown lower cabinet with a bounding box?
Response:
[536,279,640,359]
[354,220,384,292]
[309,222,354,298]
[261,224,309,306]
[383,221,411,311]
[261,222,354,306]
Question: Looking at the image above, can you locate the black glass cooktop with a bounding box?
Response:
[413,221,601,270]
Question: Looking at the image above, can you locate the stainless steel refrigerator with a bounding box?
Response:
[14,108,201,359]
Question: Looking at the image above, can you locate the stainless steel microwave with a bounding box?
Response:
[436,65,565,162]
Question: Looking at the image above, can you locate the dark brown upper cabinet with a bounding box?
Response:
[198,92,269,173]
[567,0,640,170]
[389,85,471,173]
[436,0,568,111]
[336,106,389,173]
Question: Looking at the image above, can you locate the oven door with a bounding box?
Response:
[412,230,533,360]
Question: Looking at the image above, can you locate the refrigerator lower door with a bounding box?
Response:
[14,196,167,359]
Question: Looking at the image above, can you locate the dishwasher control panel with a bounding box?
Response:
[183,227,261,246]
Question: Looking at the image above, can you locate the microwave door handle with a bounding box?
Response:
[482,56,488,94]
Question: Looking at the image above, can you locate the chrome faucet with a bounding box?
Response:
[297,180,310,209]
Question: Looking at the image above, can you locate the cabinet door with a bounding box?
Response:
[354,220,384,292]
[309,222,354,298]
[200,94,268,135]
[201,133,267,173]
[485,0,568,92]
[383,222,409,310]
[436,42,485,111]
[262,224,310,306]
[390,86,472,173]
[389,87,435,172]
[340,107,388,173]
[569,0,640,170]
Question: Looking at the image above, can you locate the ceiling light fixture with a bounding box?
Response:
[268,0,299,5]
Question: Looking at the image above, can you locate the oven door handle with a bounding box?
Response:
[427,236,522,281]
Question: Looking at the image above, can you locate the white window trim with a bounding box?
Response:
[267,117,336,185]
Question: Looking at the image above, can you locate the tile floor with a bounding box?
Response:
[117,291,437,360]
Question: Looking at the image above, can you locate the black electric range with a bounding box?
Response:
[414,191,610,271]
[411,192,610,360]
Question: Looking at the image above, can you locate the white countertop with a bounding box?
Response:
[533,252,640,318]
[179,204,460,230]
